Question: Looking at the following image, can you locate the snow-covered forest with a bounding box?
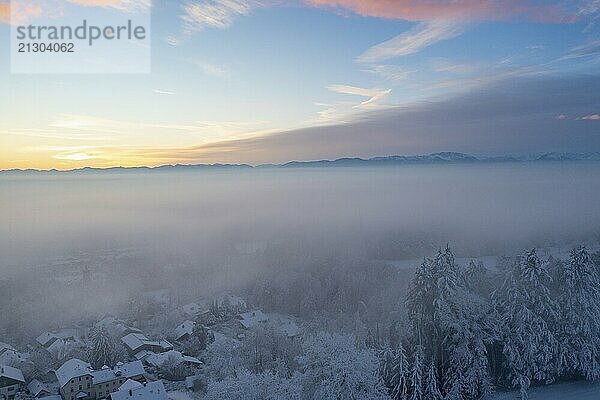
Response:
[1,243,599,400]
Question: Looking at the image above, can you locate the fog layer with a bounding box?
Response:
[2,162,599,272]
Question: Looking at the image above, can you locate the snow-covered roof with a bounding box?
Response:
[28,379,50,396]
[175,320,195,340]
[133,350,154,361]
[36,332,59,347]
[96,317,142,338]
[36,329,82,347]
[121,333,150,351]
[144,350,202,368]
[0,346,25,366]
[121,333,172,353]
[91,360,145,385]
[39,396,62,400]
[118,379,143,392]
[46,337,83,359]
[55,358,92,388]
[237,310,269,329]
[0,342,15,353]
[109,380,168,400]
[0,364,25,384]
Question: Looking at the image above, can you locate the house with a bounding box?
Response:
[89,362,145,399]
[236,310,269,329]
[0,365,25,399]
[28,379,51,398]
[46,339,83,360]
[107,380,167,400]
[55,358,93,400]
[270,314,301,338]
[55,359,146,400]
[121,334,172,356]
[144,351,202,369]
[95,317,142,339]
[36,330,85,359]
[0,343,26,366]
[174,320,195,342]
[36,329,85,348]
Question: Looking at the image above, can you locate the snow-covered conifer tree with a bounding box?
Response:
[557,246,600,380]
[381,342,410,400]
[410,346,424,400]
[494,249,559,397]
[87,327,117,369]
[424,361,443,400]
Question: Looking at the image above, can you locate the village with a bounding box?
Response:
[0,291,300,400]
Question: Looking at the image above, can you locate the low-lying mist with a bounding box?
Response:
[1,162,599,336]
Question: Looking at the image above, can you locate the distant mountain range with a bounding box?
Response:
[3,152,600,174]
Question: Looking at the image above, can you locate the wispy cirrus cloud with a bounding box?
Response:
[580,113,600,120]
[181,0,260,32]
[326,84,391,108]
[305,0,573,23]
[357,21,465,63]
[365,64,413,84]
[560,39,600,60]
[152,89,176,95]
[314,84,392,124]
[131,74,600,165]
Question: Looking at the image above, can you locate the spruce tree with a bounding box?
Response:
[381,343,410,400]
[410,346,424,400]
[495,249,559,396]
[424,361,443,400]
[88,327,116,369]
[557,246,600,380]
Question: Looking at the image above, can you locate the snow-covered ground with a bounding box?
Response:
[493,381,600,399]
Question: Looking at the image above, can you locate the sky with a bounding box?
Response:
[0,0,599,170]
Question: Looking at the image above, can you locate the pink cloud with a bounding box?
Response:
[67,0,122,5]
[0,1,43,25]
[0,3,8,24]
[0,0,147,24]
[305,0,573,23]
[580,114,600,120]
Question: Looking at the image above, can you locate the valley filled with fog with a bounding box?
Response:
[1,162,600,400]
[3,162,600,270]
